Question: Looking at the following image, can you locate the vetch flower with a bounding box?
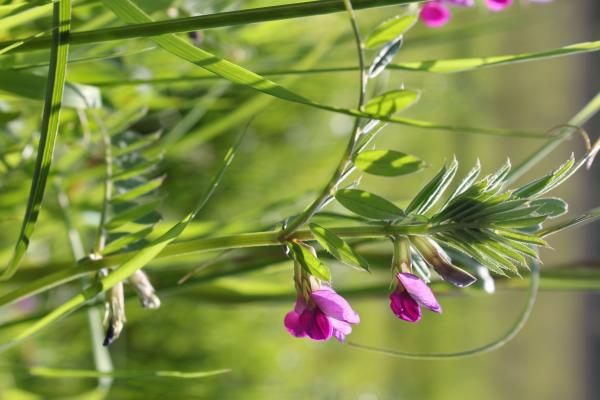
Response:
[390,272,442,322]
[284,281,360,342]
[484,0,513,12]
[419,2,451,28]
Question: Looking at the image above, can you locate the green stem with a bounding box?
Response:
[279,0,368,238]
[54,181,114,394]
[91,111,114,255]
[1,0,413,53]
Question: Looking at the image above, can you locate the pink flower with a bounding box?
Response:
[484,0,513,11]
[419,2,451,28]
[284,286,360,342]
[389,273,442,323]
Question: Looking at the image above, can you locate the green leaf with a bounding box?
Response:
[335,189,404,220]
[530,198,568,218]
[362,89,419,117]
[368,35,403,78]
[0,0,71,281]
[309,223,369,271]
[364,14,418,49]
[495,229,547,247]
[287,242,331,281]
[492,216,547,229]
[106,199,163,230]
[0,70,102,109]
[445,160,481,204]
[354,150,424,177]
[103,226,155,255]
[406,158,458,215]
[111,176,165,203]
[513,156,574,199]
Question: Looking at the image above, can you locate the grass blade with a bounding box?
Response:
[0,0,71,281]
[1,0,412,53]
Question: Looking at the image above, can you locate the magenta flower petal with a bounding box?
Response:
[331,318,352,343]
[484,0,513,11]
[284,310,306,338]
[294,299,306,314]
[300,308,333,341]
[420,2,451,28]
[398,273,442,313]
[310,287,360,324]
[390,291,422,322]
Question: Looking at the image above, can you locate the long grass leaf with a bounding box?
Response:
[1,0,412,53]
[0,0,71,281]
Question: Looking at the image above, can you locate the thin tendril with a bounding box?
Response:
[346,260,540,359]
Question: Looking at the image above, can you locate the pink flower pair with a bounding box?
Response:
[284,272,443,342]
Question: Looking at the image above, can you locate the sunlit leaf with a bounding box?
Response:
[309,223,369,271]
[362,89,419,117]
[530,198,568,218]
[353,150,424,177]
[364,14,417,49]
[406,158,458,215]
[287,241,331,281]
[335,189,404,220]
[368,35,403,78]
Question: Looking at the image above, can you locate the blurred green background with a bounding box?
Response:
[0,0,599,399]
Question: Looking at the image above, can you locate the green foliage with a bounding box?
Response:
[309,223,370,271]
[287,241,331,281]
[362,89,420,116]
[353,150,425,176]
[1,0,72,280]
[335,189,405,220]
[0,0,599,395]
[364,14,417,49]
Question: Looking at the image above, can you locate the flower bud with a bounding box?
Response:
[391,236,412,274]
[129,270,161,309]
[410,236,477,288]
[103,282,126,346]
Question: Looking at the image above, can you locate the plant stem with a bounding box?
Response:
[54,180,114,393]
[1,0,412,53]
[92,111,113,255]
[279,0,368,238]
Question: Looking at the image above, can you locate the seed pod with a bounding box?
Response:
[103,282,126,346]
[130,270,161,309]
[410,236,477,288]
